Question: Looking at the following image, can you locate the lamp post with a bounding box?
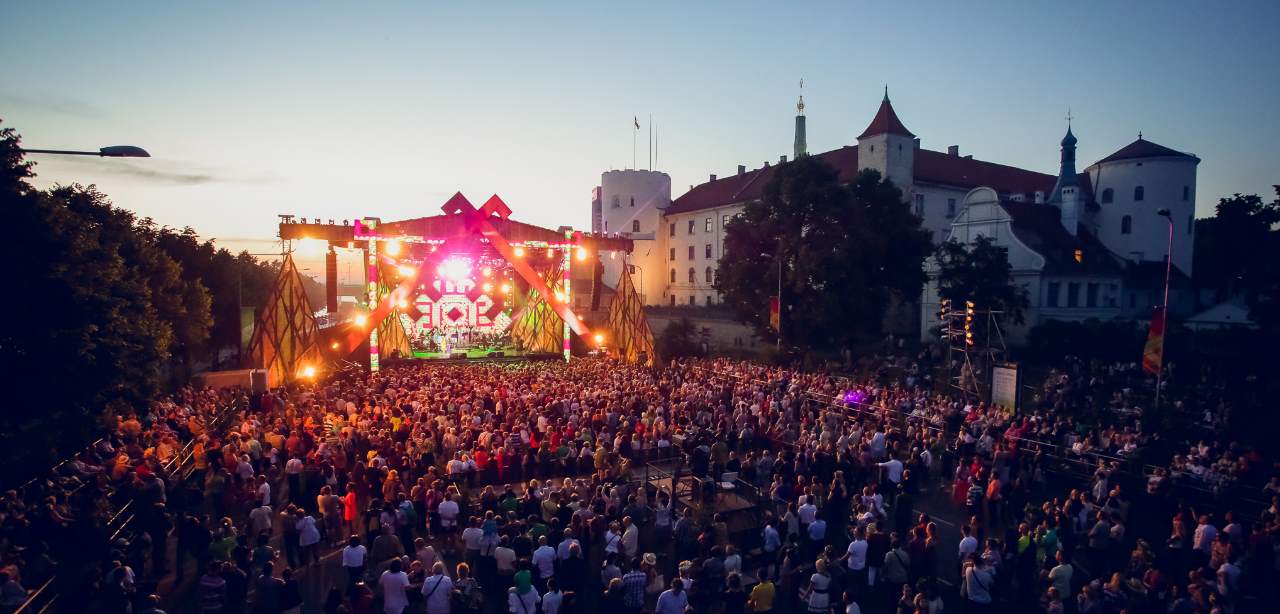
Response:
[20,145,150,158]
[760,248,783,351]
[1155,208,1174,408]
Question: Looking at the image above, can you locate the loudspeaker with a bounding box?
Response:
[250,369,268,394]
[590,257,603,310]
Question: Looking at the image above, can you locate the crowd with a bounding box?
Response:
[16,349,1279,614]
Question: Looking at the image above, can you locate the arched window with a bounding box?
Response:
[631,220,640,233]
[687,267,696,283]
[1133,186,1145,201]
[669,268,676,283]
[1121,215,1132,234]
[705,267,713,283]
[1101,188,1114,204]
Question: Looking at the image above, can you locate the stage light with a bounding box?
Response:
[397,298,408,309]
[385,240,402,256]
[610,252,616,260]
[553,291,565,302]
[575,247,588,261]
[302,365,316,378]
[483,283,493,293]
[331,342,340,350]
[500,283,511,294]
[439,257,471,283]
[482,267,492,277]
[514,246,525,258]
[593,333,604,345]
[546,248,555,259]
[355,314,368,326]
[294,238,329,257]
[397,265,415,277]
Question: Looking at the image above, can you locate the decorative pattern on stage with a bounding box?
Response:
[245,254,322,384]
[607,268,657,365]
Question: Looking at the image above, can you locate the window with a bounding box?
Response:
[687,268,695,283]
[1101,188,1114,204]
[721,215,730,228]
[704,295,712,306]
[946,198,957,218]
[704,244,712,258]
[669,247,675,260]
[1086,283,1099,308]
[1182,186,1190,201]
[913,193,925,217]
[687,220,695,234]
[1121,215,1132,234]
[604,221,608,232]
[669,295,675,306]
[611,195,620,208]
[669,223,675,237]
[1047,282,1060,307]
[705,267,713,283]
[669,269,676,283]
[1067,282,1080,308]
[631,220,640,233]
[687,245,695,260]
[629,196,635,207]
[705,217,712,232]
[1187,215,1194,235]
[688,296,696,305]
[1133,186,1145,201]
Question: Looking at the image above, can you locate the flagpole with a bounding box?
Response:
[648,114,653,170]
[1155,209,1174,408]
[632,117,636,170]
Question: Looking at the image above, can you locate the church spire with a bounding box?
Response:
[794,78,807,159]
[858,85,914,139]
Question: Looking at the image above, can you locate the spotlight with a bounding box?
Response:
[331,342,340,350]
[501,283,511,294]
[546,248,555,259]
[397,265,415,277]
[483,283,493,293]
[397,298,408,309]
[302,365,316,378]
[514,246,525,258]
[575,247,588,261]
[385,240,402,256]
[482,267,492,277]
[438,257,471,283]
[355,314,368,326]
[593,333,604,344]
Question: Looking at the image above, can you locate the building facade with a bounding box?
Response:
[590,92,1199,333]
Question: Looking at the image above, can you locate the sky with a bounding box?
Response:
[3,0,1278,268]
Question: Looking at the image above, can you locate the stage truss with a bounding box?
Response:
[510,261,567,354]
[607,267,657,365]
[245,254,322,385]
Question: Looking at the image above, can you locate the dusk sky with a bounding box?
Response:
[3,0,1278,261]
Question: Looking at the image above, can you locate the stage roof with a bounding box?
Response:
[279,214,634,252]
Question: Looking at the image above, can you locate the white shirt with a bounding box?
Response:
[257,482,271,507]
[495,546,516,572]
[438,500,460,527]
[798,503,818,525]
[532,545,556,578]
[959,535,979,560]
[462,527,485,551]
[342,544,367,568]
[541,590,564,614]
[878,459,904,483]
[421,574,454,614]
[508,588,540,614]
[380,570,411,613]
[556,538,579,561]
[846,539,868,570]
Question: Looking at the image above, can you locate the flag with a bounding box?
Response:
[1142,306,1165,376]
[769,296,780,331]
[634,116,640,130]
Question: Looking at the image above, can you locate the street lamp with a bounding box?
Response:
[1155,208,1174,408]
[20,145,151,158]
[760,248,783,351]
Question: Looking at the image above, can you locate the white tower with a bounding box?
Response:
[598,169,671,304]
[856,87,916,198]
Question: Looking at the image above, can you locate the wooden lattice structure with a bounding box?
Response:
[510,262,565,354]
[245,254,322,385]
[378,310,413,359]
[607,268,657,365]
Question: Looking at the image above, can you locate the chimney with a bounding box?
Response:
[947,145,959,156]
[737,165,746,175]
[780,155,788,164]
[1034,191,1045,204]
[963,155,972,159]
[913,138,921,149]
[763,161,770,167]
[709,174,717,182]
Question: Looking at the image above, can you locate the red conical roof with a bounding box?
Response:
[857,95,915,139]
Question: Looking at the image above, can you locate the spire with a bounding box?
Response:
[1048,123,1080,204]
[858,88,914,139]
[794,78,807,159]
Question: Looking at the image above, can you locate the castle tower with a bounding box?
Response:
[856,86,915,197]
[1047,123,1083,235]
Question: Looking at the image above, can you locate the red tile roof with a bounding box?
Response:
[667,146,1088,215]
[1096,137,1199,164]
[1001,201,1121,275]
[857,97,915,139]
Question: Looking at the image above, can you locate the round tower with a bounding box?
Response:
[598,169,671,304]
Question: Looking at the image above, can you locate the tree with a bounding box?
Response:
[656,317,702,358]
[934,235,1028,325]
[714,156,931,350]
[1194,188,1280,327]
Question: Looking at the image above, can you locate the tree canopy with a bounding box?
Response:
[934,235,1028,326]
[714,156,932,350]
[1193,188,1280,327]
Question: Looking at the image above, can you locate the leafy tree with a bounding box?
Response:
[934,235,1028,325]
[1194,188,1280,327]
[714,157,931,350]
[656,317,702,358]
